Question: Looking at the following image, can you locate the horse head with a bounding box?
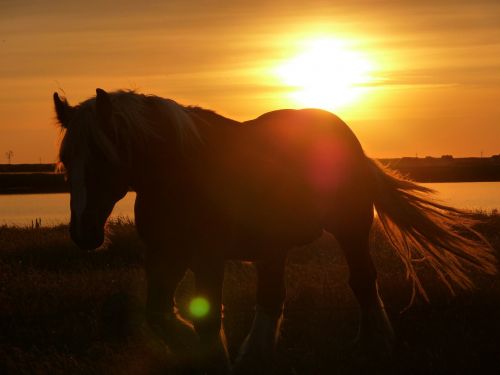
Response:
[54,88,129,250]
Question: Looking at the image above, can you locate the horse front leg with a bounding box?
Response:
[145,250,199,363]
[192,257,230,374]
[232,253,286,375]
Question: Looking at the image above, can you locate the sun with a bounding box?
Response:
[275,38,375,111]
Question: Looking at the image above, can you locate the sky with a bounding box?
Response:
[1,0,499,163]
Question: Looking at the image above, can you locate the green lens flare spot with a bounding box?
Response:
[189,297,210,318]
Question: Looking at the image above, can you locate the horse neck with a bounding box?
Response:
[125,132,193,195]
[127,108,240,194]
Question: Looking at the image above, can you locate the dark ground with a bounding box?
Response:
[0,214,499,374]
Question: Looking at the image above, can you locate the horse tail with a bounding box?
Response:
[367,157,497,303]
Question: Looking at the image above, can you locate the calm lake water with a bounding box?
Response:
[0,182,499,226]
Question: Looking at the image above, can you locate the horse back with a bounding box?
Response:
[185,109,367,254]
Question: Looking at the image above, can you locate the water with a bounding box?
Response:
[0,192,136,227]
[0,182,499,226]
[421,182,500,212]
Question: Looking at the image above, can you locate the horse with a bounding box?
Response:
[53,88,496,374]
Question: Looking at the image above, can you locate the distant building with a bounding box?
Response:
[441,155,454,160]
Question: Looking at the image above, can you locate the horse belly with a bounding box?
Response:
[200,167,324,259]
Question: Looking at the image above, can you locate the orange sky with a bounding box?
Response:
[1,0,499,163]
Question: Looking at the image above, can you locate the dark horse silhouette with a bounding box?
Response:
[54,89,495,374]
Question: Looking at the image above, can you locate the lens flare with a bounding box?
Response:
[189,297,210,318]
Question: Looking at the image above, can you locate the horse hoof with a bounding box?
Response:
[148,312,200,360]
[349,323,396,361]
[198,336,231,375]
[232,361,273,375]
[350,334,395,361]
[231,342,273,375]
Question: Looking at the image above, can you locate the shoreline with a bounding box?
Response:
[1,157,500,194]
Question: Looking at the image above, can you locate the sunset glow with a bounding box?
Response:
[276,38,375,111]
[1,1,500,162]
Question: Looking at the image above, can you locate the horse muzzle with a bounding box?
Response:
[70,212,105,250]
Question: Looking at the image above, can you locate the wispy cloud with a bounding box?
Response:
[1,0,499,161]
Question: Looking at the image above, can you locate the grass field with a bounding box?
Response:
[1,214,499,374]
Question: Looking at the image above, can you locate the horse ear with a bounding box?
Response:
[96,88,112,122]
[95,88,115,139]
[53,92,72,127]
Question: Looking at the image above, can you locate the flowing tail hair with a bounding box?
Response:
[367,158,497,304]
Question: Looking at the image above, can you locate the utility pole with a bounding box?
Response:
[5,150,13,164]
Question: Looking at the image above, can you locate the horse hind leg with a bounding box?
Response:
[325,194,395,358]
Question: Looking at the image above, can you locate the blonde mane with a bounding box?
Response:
[59,90,201,165]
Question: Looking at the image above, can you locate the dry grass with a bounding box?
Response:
[1,214,499,374]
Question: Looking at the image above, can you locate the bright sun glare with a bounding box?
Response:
[276,38,375,111]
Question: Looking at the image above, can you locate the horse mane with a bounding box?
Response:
[185,106,242,131]
[58,90,201,164]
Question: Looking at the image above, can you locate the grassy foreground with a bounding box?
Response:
[1,214,499,374]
